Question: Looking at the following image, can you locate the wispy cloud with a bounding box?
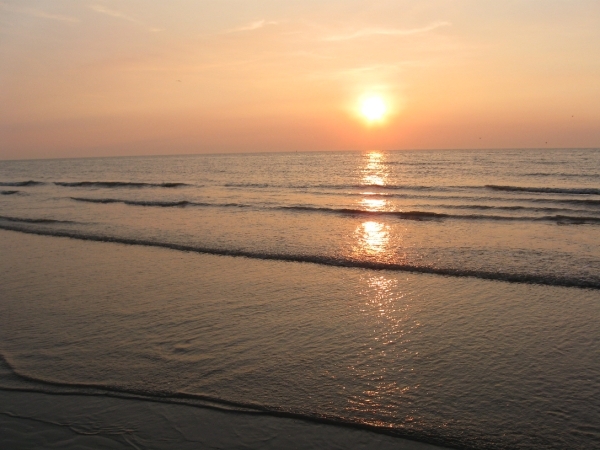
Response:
[226,20,278,33]
[0,3,79,22]
[324,21,451,41]
[89,4,163,31]
[90,4,136,22]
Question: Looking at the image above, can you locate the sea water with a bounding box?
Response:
[0,149,599,449]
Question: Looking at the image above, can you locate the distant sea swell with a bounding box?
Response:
[3,178,600,196]
[0,181,43,187]
[0,181,191,188]
[225,181,600,195]
[0,218,598,290]
[484,185,600,195]
[54,181,190,188]
[314,191,600,206]
[70,197,245,209]
[4,178,599,206]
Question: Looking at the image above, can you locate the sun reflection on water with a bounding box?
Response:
[345,273,422,425]
[357,221,389,255]
[360,198,386,211]
[352,152,393,259]
[342,151,423,424]
[361,151,388,187]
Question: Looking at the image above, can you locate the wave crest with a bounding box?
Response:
[68,197,600,224]
[55,181,189,188]
[70,197,248,208]
[486,185,600,195]
[0,215,74,224]
[0,222,598,289]
[0,181,43,187]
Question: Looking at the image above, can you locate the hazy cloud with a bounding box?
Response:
[324,21,451,41]
[309,63,407,81]
[226,20,278,33]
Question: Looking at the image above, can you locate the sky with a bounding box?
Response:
[1,0,599,159]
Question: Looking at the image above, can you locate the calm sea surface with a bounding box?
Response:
[1,149,599,449]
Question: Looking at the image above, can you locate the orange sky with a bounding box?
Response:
[1,0,599,159]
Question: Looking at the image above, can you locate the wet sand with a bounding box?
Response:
[0,390,448,450]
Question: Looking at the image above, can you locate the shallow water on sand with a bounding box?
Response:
[1,149,599,449]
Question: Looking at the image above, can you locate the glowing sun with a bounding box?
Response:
[360,96,387,123]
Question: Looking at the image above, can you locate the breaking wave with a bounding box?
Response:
[0,221,598,289]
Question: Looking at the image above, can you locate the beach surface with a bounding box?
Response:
[0,390,447,450]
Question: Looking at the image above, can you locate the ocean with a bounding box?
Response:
[0,148,599,449]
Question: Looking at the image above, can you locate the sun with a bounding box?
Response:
[360,95,387,123]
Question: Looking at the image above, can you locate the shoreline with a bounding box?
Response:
[0,390,450,450]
